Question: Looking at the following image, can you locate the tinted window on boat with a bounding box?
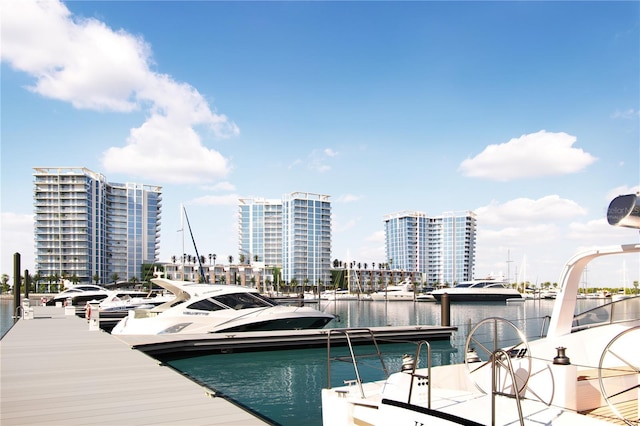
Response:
[187,298,227,311]
[212,293,274,310]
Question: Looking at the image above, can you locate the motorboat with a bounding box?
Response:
[45,284,146,306]
[585,290,612,299]
[94,290,176,332]
[415,293,436,302]
[367,280,418,301]
[430,278,523,302]
[98,291,175,313]
[321,193,640,426]
[111,277,335,335]
[320,289,361,301]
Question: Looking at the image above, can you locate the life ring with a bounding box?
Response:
[85,303,91,320]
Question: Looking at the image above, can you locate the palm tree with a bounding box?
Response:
[111,273,119,286]
[70,274,80,285]
[52,273,61,292]
[34,272,43,292]
[273,266,281,294]
[239,254,245,264]
[93,273,100,285]
[1,274,9,294]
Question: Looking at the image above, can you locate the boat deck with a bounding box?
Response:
[582,400,638,425]
[0,305,271,425]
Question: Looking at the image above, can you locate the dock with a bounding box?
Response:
[0,305,271,425]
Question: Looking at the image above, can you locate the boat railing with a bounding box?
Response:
[406,340,432,407]
[325,329,434,406]
[491,348,525,426]
[325,328,389,399]
[572,296,640,332]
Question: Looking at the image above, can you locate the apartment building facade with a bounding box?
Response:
[384,210,476,286]
[33,167,162,284]
[239,192,331,285]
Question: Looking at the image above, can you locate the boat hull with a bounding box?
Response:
[431,291,523,302]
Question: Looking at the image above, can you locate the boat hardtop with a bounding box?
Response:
[452,278,509,288]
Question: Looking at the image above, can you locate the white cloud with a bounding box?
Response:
[189,194,240,206]
[611,109,640,119]
[1,0,238,184]
[459,130,597,181]
[286,148,339,172]
[202,181,237,192]
[366,230,385,243]
[336,194,362,203]
[0,212,35,274]
[475,195,587,226]
[606,185,640,201]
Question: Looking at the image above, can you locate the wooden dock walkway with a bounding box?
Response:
[0,306,271,425]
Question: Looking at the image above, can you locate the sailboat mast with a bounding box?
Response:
[182,206,206,282]
[180,204,185,280]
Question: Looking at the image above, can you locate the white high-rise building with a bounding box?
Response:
[238,198,282,267]
[239,192,331,286]
[33,167,162,284]
[384,210,476,286]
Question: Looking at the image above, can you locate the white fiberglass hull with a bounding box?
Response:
[112,305,333,335]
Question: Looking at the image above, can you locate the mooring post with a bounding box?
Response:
[24,269,30,300]
[441,292,450,326]
[13,253,21,321]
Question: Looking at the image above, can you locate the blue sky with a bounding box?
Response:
[2,0,639,288]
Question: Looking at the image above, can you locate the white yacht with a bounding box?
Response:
[111,277,334,335]
[430,278,523,302]
[45,284,146,306]
[321,193,640,426]
[98,291,175,313]
[320,289,361,301]
[367,280,417,301]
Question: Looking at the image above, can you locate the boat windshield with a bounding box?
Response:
[187,292,276,311]
[572,297,640,331]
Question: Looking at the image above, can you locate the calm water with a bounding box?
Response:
[1,298,18,338]
[1,297,606,425]
[169,298,605,425]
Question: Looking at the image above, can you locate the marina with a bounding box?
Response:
[0,292,633,426]
[0,304,271,426]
